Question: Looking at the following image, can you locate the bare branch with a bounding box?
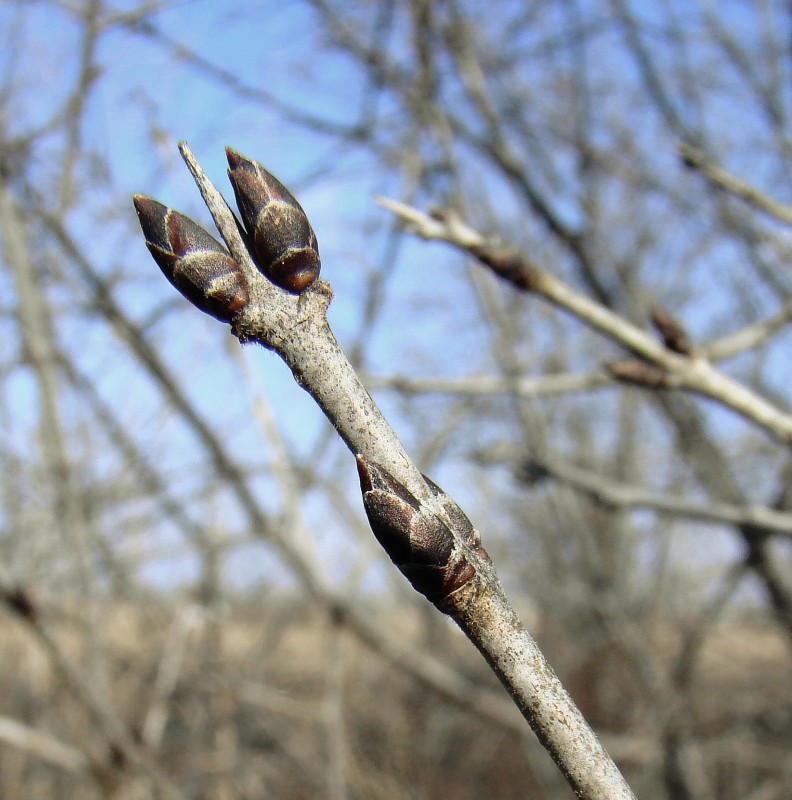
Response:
[42,192,566,755]
[378,197,792,445]
[0,715,89,774]
[133,146,637,800]
[362,370,612,398]
[679,142,792,228]
[0,576,185,800]
[514,452,792,538]
[701,298,792,361]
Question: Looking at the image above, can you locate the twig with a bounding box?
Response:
[141,605,203,748]
[362,370,612,398]
[0,715,90,774]
[511,451,792,538]
[701,298,792,361]
[178,142,426,499]
[0,577,185,800]
[679,142,792,228]
[134,145,637,800]
[377,197,792,446]
[42,197,559,753]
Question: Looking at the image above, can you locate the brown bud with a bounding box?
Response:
[356,456,478,603]
[650,305,693,355]
[423,474,491,565]
[226,148,320,293]
[608,359,669,388]
[133,196,249,323]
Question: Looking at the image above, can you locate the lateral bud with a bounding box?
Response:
[226,148,321,294]
[356,456,482,605]
[133,196,249,323]
[650,304,693,355]
[608,359,670,388]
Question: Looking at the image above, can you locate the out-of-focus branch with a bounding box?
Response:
[0,179,112,707]
[58,0,102,212]
[486,447,792,538]
[0,577,184,799]
[701,298,792,361]
[0,715,89,774]
[610,0,692,137]
[679,142,792,228]
[362,370,611,398]
[656,395,792,646]
[119,13,363,139]
[141,605,203,748]
[377,197,792,445]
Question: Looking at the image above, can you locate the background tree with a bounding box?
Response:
[0,1,790,798]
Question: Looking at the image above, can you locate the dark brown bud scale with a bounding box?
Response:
[133,196,249,322]
[443,559,477,595]
[650,304,693,355]
[356,456,484,605]
[226,148,321,293]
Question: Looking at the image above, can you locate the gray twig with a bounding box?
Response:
[133,144,637,800]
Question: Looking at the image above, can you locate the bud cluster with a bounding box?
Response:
[133,148,321,323]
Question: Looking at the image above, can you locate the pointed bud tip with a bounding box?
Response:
[355,457,422,510]
[133,195,170,248]
[226,146,252,173]
[133,195,167,218]
[355,455,374,493]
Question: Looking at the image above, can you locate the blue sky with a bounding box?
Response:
[1,0,489,587]
[2,0,788,596]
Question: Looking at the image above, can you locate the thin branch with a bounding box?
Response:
[133,145,637,800]
[0,715,90,774]
[0,578,184,800]
[701,298,792,361]
[512,451,792,538]
[679,142,792,228]
[362,370,611,398]
[141,605,203,748]
[179,142,427,499]
[377,196,792,446]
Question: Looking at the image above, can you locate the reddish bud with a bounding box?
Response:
[133,195,249,323]
[226,148,321,293]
